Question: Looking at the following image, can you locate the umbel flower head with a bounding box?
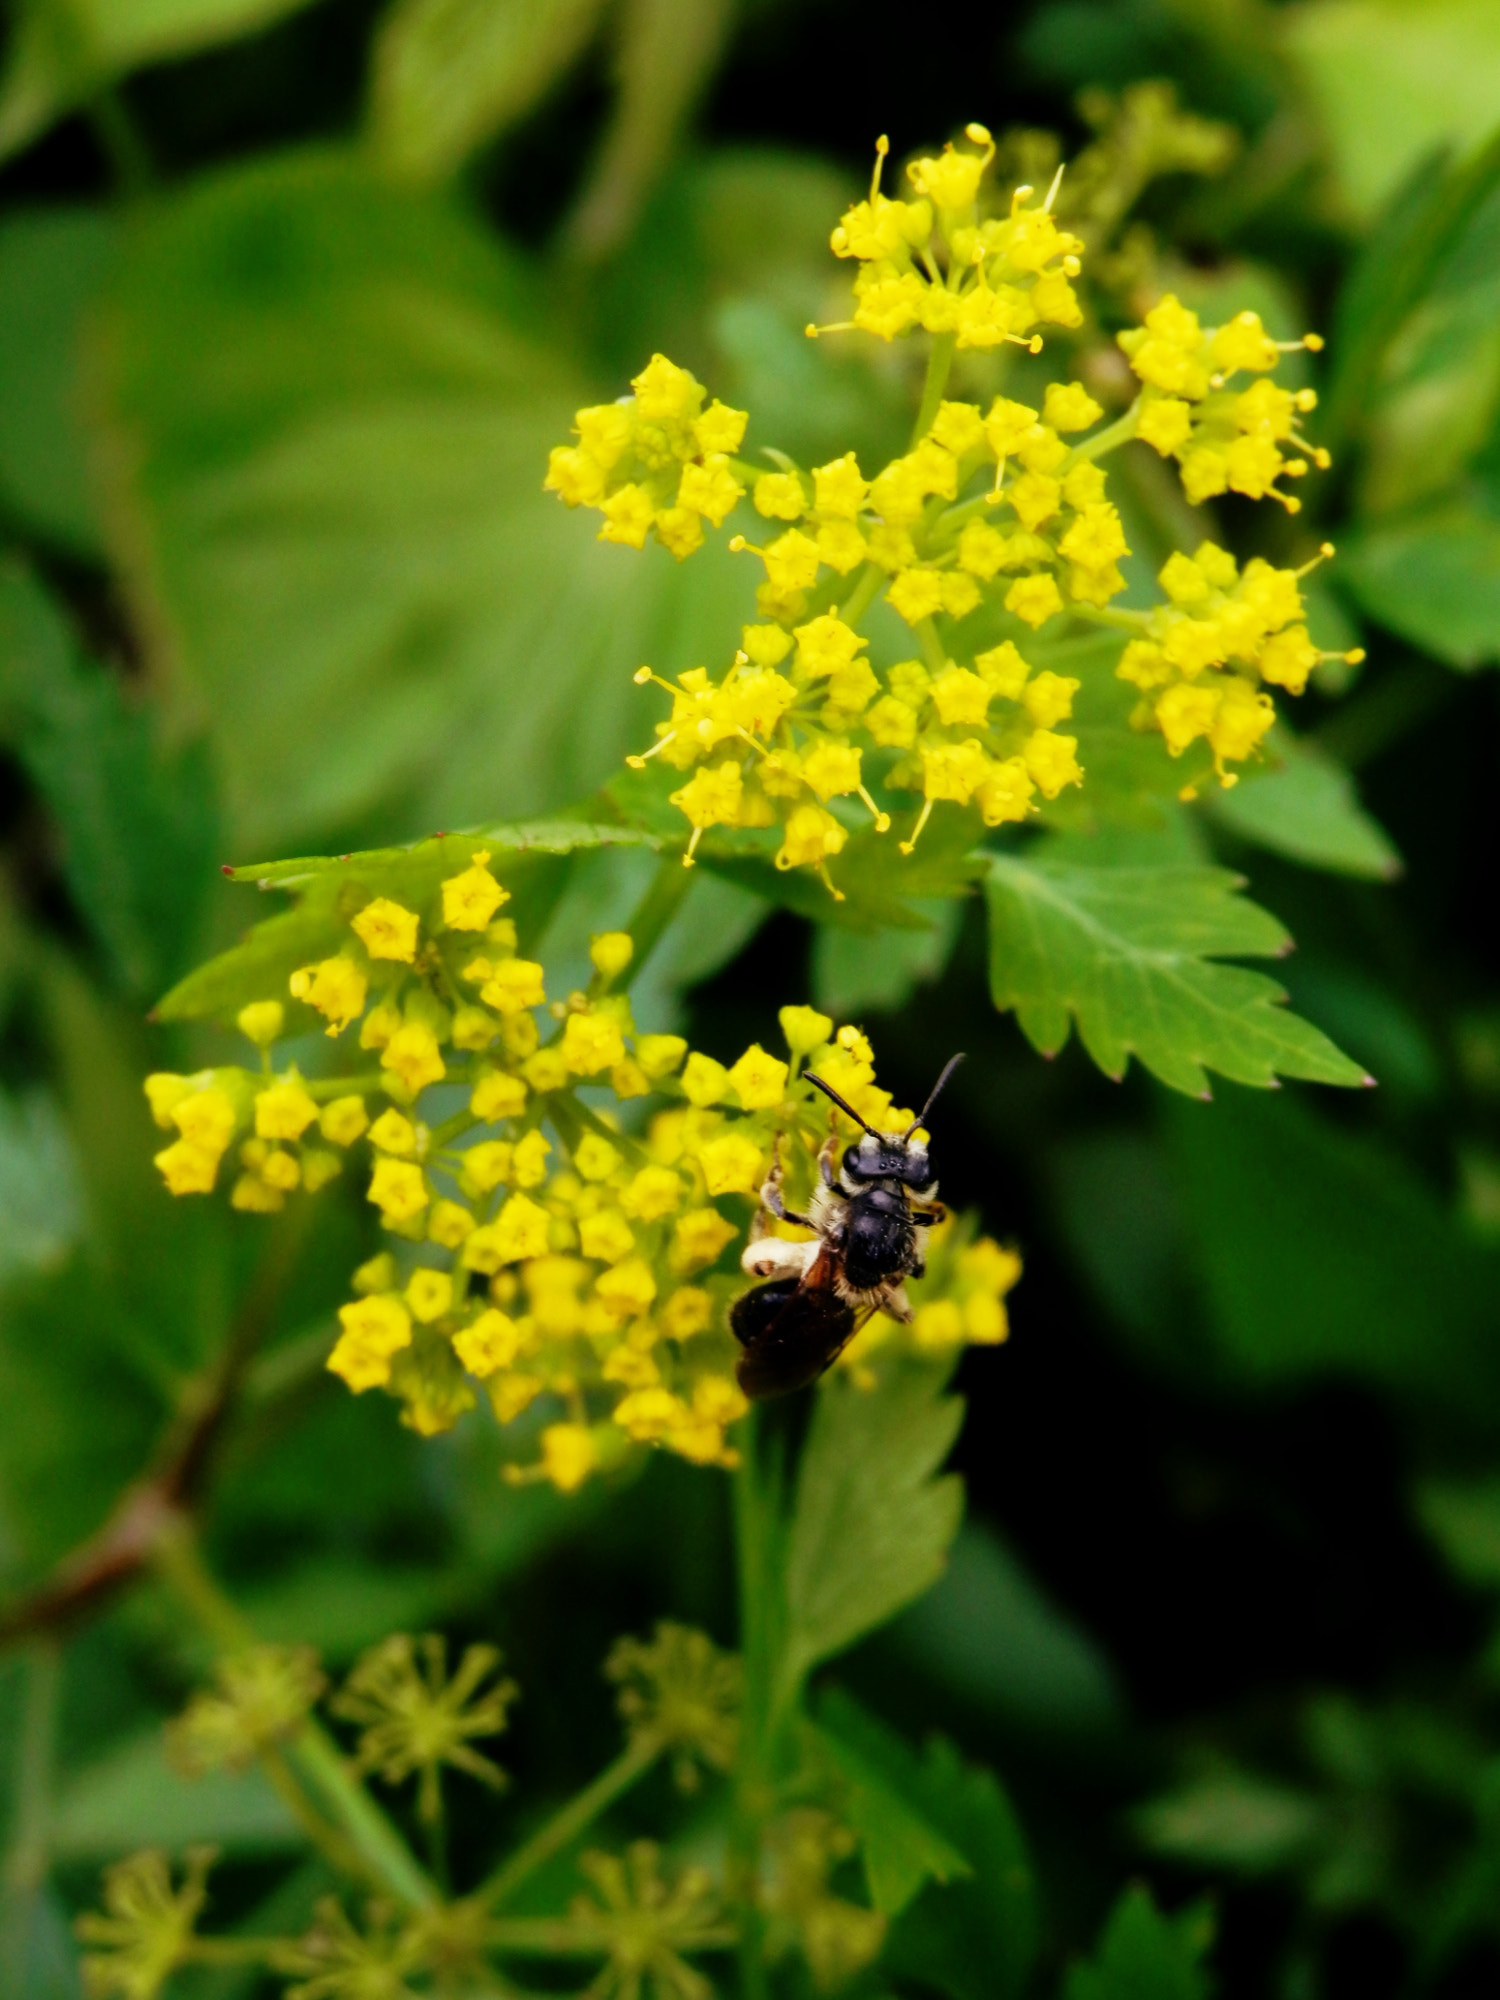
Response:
[606,1622,741,1790]
[165,1644,326,1776]
[545,122,1358,885]
[76,1847,216,2000]
[331,1632,517,1826]
[272,1897,425,2000]
[567,1841,728,2000]
[146,857,1020,1489]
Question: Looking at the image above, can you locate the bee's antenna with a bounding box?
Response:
[803,1071,880,1135]
[906,1052,965,1139]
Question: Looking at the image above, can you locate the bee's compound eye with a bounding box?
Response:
[902,1148,932,1186]
[842,1145,866,1180]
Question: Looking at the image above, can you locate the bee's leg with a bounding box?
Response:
[880,1282,915,1324]
[740,1235,818,1281]
[818,1132,840,1187]
[909,1200,946,1226]
[758,1144,815,1232]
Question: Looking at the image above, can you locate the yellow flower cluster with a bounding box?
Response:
[145,853,1018,1487]
[818,125,1084,349]
[1116,541,1364,783]
[544,122,1347,878]
[1120,294,1328,510]
[634,611,1084,888]
[544,352,749,561]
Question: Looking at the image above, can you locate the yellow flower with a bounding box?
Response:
[1005,573,1064,627]
[694,400,748,455]
[1024,730,1083,797]
[351,898,419,962]
[755,471,806,519]
[154,1139,222,1196]
[382,1021,445,1095]
[931,667,992,727]
[487,1194,552,1266]
[369,1108,418,1155]
[975,640,1031,699]
[801,740,862,801]
[887,568,945,625]
[671,1208,737,1274]
[727,1044,788,1110]
[452,1005,498,1051]
[866,695,918,748]
[697,1131,764,1197]
[471,1070,527,1121]
[590,932,634,980]
[579,1208,635,1264]
[453,1308,525,1377]
[441,850,509,931]
[622,1164,684,1220]
[290,954,369,1034]
[920,739,990,805]
[660,1287,714,1338]
[328,1296,412,1392]
[637,1034,687,1079]
[976,757,1035,826]
[481,960,546,1015]
[776,804,847,871]
[512,1129,552,1187]
[561,1010,626,1076]
[681,1053,729,1107]
[670,761,742,834]
[1021,671,1080,728]
[461,1140,513,1194]
[406,1269,454,1323]
[812,452,868,516]
[172,1088,237,1153]
[1043,381,1104,432]
[428,1201,474,1249]
[541,1424,597,1492]
[253,1077,319,1143]
[779,1005,832,1055]
[596,1257,658,1318]
[574,1131,622,1181]
[677,458,744,524]
[237,1000,284,1048]
[601,483,656,547]
[369,1158,429,1223]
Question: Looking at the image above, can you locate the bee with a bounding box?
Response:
[729,1053,965,1399]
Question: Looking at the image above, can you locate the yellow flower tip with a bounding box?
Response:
[965,121,992,144]
[874,812,891,833]
[1345,647,1367,665]
[1320,541,1336,559]
[898,840,916,856]
[633,665,653,684]
[681,852,696,869]
[804,322,820,340]
[237,1000,284,1048]
[589,932,634,980]
[625,755,648,770]
[1303,332,1325,352]
[1028,335,1043,354]
[728,535,747,552]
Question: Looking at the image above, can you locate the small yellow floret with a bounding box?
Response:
[351,898,419,963]
[441,851,509,932]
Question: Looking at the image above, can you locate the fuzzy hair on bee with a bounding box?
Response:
[730,1053,965,1399]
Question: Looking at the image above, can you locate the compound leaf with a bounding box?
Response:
[1064,1883,1214,2000]
[985,853,1367,1095]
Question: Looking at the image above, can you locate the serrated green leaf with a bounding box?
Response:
[0,0,320,163]
[370,0,607,184]
[154,815,652,1024]
[95,153,757,853]
[1339,506,1500,666]
[1417,1477,1500,1590]
[1203,739,1402,880]
[812,900,962,1018]
[49,1730,299,1860]
[1064,1883,1214,2000]
[1135,1773,1325,1875]
[0,208,116,554]
[808,1691,971,1917]
[779,1359,964,1712]
[873,1724,1038,2000]
[0,564,219,998]
[985,854,1368,1095]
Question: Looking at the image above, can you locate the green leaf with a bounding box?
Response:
[1164,1088,1500,1416]
[49,1730,299,1861]
[985,853,1368,1096]
[812,900,963,1018]
[1338,507,1500,666]
[0,1089,83,1286]
[809,1690,972,1917]
[1203,739,1402,880]
[95,151,756,852]
[875,1731,1039,2000]
[1323,120,1500,449]
[154,815,652,1024]
[0,0,321,162]
[779,1359,964,1710]
[1135,1773,1323,1876]
[891,1522,1123,1737]
[0,563,219,998]
[1416,1477,1500,1590]
[370,0,608,184]
[1283,0,1500,223]
[1064,1883,1214,2000]
[0,208,116,554]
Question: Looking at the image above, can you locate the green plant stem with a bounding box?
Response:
[838,562,887,629]
[474,1736,661,1911]
[730,1412,781,2000]
[910,332,958,448]
[1060,395,1142,467]
[3,1642,59,1896]
[619,853,694,984]
[913,616,948,674]
[151,1522,439,1911]
[485,1917,738,1954]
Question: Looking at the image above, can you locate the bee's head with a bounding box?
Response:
[841,1133,935,1191]
[806,1054,963,1196]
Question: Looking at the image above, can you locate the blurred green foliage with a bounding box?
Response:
[1,0,1500,1995]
